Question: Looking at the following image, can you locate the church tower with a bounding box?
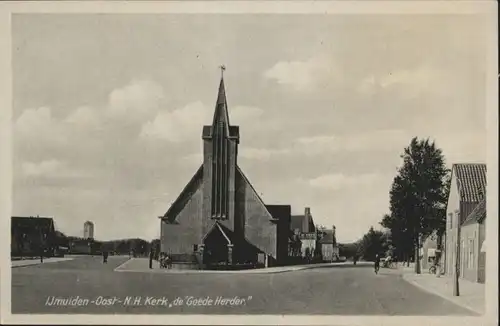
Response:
[160,68,280,266]
[201,68,240,237]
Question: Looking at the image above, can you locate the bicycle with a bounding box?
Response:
[429,263,439,274]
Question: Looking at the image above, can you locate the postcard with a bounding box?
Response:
[0,1,497,325]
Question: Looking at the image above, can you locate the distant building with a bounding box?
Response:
[11,216,56,257]
[420,231,440,271]
[265,205,292,265]
[444,163,486,283]
[290,207,317,257]
[84,221,94,240]
[318,225,340,261]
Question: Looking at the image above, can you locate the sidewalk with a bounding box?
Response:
[115,258,371,274]
[399,266,485,315]
[11,257,74,268]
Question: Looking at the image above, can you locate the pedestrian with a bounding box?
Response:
[166,255,172,269]
[149,250,154,269]
[103,250,108,263]
[374,254,380,274]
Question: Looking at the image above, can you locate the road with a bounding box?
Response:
[11,255,476,315]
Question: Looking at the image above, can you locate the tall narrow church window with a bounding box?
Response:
[211,120,229,219]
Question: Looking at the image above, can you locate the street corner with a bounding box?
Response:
[113,257,146,272]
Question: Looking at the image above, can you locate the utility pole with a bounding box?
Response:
[415,233,421,274]
[453,210,461,296]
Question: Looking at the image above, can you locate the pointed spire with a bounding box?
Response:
[212,65,230,130]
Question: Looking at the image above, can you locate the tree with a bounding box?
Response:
[357,227,390,261]
[380,212,414,265]
[338,243,358,259]
[386,137,449,274]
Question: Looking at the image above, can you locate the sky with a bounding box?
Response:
[12,14,488,243]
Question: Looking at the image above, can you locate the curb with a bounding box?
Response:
[113,257,133,271]
[402,274,482,315]
[114,261,371,275]
[11,257,76,269]
[11,262,43,269]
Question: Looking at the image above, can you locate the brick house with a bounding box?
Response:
[290,207,317,257]
[159,76,290,268]
[11,216,56,257]
[318,226,340,262]
[444,163,486,280]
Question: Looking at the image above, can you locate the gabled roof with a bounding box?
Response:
[462,199,486,226]
[202,221,233,244]
[236,166,275,222]
[452,163,487,202]
[162,165,204,222]
[290,214,315,233]
[12,216,54,230]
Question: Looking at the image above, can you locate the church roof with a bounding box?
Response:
[12,216,55,230]
[202,221,234,244]
[452,163,487,202]
[202,76,240,141]
[162,165,276,224]
[213,77,230,127]
[162,165,204,222]
[236,166,275,222]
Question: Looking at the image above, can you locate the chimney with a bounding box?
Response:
[303,207,311,233]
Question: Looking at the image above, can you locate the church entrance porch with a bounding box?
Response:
[202,222,233,269]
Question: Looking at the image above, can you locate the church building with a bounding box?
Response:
[159,72,290,268]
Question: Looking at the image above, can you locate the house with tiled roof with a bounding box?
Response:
[290,207,317,257]
[318,225,340,261]
[444,163,486,283]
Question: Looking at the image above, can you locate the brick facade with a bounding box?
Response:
[159,77,280,267]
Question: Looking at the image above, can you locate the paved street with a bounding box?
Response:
[11,256,476,315]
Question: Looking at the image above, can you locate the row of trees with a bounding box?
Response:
[100,238,151,256]
[350,137,450,272]
[54,232,152,257]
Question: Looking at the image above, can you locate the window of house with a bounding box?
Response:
[468,239,474,269]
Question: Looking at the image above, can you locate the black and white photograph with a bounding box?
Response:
[0,1,497,325]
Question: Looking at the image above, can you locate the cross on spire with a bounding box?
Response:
[219,64,226,78]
